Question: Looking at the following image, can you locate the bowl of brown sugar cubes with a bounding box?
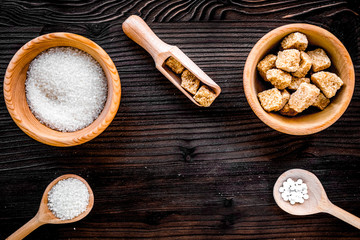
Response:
[243,24,355,135]
[4,32,121,146]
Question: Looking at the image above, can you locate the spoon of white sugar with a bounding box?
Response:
[273,169,360,229]
[6,174,94,240]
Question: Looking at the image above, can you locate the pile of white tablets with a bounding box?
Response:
[279,178,309,204]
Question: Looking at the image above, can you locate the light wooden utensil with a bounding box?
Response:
[122,15,221,107]
[7,174,94,240]
[4,32,121,147]
[274,169,360,229]
[243,23,355,135]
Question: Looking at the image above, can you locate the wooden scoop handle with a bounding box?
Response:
[7,213,45,240]
[122,15,172,60]
[325,202,360,229]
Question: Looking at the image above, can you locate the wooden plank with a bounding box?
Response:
[0,0,356,24]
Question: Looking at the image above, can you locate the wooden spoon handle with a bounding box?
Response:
[122,15,172,60]
[6,214,45,240]
[326,202,360,229]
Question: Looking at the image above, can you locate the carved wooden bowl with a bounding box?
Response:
[243,24,355,135]
[4,32,121,146]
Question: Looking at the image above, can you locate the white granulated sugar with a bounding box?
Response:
[279,178,309,205]
[47,178,90,220]
[25,47,107,132]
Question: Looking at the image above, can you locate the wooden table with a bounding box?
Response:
[1,0,360,239]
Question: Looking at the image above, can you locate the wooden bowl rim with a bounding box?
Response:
[243,23,355,135]
[3,32,121,146]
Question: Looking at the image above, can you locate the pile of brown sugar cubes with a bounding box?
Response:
[165,57,216,107]
[257,32,344,116]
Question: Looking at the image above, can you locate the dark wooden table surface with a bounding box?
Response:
[1,0,360,239]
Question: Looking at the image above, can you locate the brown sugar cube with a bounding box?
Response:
[257,54,277,81]
[257,88,284,112]
[307,48,331,72]
[193,85,216,107]
[288,82,320,113]
[181,70,200,95]
[288,77,310,90]
[311,71,343,98]
[281,32,308,51]
[279,89,290,111]
[280,103,299,117]
[312,92,330,110]
[165,56,185,74]
[266,69,292,90]
[276,49,301,72]
[292,51,312,78]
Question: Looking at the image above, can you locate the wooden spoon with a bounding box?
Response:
[7,174,94,240]
[273,169,360,229]
[122,15,221,107]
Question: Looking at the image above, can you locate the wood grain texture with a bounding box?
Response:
[1,0,360,239]
[0,0,358,24]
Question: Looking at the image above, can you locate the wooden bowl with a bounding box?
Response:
[243,23,355,135]
[4,32,121,146]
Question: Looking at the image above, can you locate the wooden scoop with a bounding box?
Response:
[274,169,360,229]
[122,15,221,107]
[7,174,94,240]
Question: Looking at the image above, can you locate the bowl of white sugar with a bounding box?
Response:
[4,32,121,146]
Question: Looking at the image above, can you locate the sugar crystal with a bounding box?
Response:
[47,178,90,220]
[25,47,108,132]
